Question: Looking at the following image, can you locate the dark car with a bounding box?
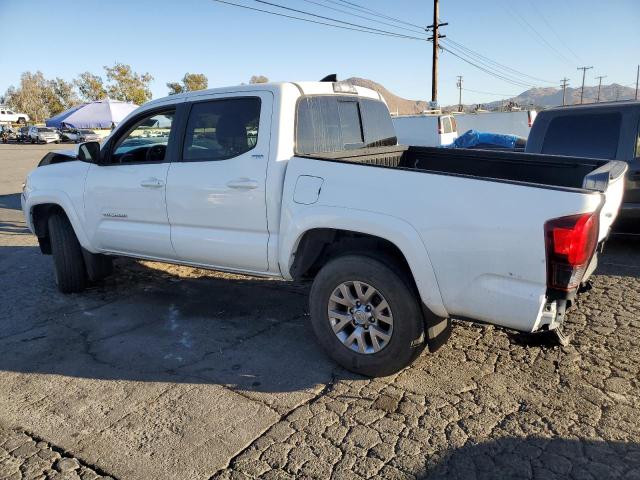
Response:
[16,126,30,143]
[526,101,640,232]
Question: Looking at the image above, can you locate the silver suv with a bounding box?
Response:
[28,126,60,144]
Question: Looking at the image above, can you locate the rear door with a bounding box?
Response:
[165,91,272,272]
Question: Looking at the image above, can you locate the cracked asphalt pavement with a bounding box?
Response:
[1,144,639,479]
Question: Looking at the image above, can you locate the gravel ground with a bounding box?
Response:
[0,144,639,479]
[213,238,640,479]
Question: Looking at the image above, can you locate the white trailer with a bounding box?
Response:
[392,114,459,147]
[454,110,537,139]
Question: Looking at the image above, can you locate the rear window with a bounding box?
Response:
[296,95,396,154]
[541,113,621,159]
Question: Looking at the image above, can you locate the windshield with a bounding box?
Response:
[79,129,95,134]
[38,128,56,133]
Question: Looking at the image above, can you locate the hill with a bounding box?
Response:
[345,77,636,114]
[345,77,428,115]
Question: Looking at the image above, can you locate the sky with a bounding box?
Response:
[1,0,639,106]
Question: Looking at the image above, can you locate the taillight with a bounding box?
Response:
[544,212,599,291]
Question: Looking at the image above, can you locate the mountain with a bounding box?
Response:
[482,83,637,110]
[345,77,429,115]
[345,77,637,114]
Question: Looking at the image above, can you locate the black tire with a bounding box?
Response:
[309,255,425,377]
[48,213,87,293]
[17,117,26,124]
[82,248,113,283]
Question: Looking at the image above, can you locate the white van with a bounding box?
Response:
[392,114,458,147]
[454,110,537,139]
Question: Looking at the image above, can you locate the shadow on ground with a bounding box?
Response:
[0,193,21,211]
[0,246,350,394]
[424,437,640,480]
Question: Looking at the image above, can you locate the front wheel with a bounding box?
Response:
[48,213,87,293]
[309,255,425,377]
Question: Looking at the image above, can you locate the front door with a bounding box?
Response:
[166,92,272,272]
[84,108,178,259]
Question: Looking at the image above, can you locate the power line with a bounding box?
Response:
[300,0,429,35]
[331,0,425,30]
[462,87,519,97]
[440,44,539,89]
[253,0,429,40]
[443,38,554,84]
[211,0,429,40]
[440,41,538,88]
[526,0,582,63]
[500,1,574,65]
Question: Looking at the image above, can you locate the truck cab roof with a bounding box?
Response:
[142,81,383,109]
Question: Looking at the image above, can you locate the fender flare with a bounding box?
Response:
[25,190,95,252]
[279,205,448,318]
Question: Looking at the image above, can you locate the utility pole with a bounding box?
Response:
[577,66,593,104]
[560,78,570,106]
[595,75,607,102]
[426,0,447,105]
[635,64,639,100]
[456,76,463,112]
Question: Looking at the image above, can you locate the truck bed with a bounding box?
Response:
[301,145,626,193]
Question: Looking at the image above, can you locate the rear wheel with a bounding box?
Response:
[309,255,425,377]
[48,213,87,293]
[17,117,26,124]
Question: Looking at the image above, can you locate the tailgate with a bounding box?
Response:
[583,160,628,241]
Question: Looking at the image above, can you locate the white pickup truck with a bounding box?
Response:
[21,80,627,376]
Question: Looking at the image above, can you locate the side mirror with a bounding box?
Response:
[78,141,101,164]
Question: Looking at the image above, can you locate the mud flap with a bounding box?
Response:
[422,303,452,352]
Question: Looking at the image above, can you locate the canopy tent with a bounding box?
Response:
[45,99,138,129]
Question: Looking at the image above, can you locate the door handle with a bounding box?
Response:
[140,178,165,188]
[226,178,259,190]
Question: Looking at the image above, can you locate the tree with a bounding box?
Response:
[75,72,107,101]
[45,78,80,115]
[3,71,51,122]
[167,72,208,95]
[166,82,184,95]
[249,75,269,84]
[104,62,153,105]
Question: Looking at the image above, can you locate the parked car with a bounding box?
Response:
[1,125,14,143]
[28,126,60,144]
[392,113,458,146]
[455,110,537,139]
[0,107,29,124]
[16,126,30,143]
[526,101,639,232]
[21,80,626,376]
[61,128,101,143]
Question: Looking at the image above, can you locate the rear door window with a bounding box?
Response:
[182,97,261,161]
[541,113,621,159]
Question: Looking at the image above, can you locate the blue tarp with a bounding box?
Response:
[46,99,138,129]
[444,129,523,149]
